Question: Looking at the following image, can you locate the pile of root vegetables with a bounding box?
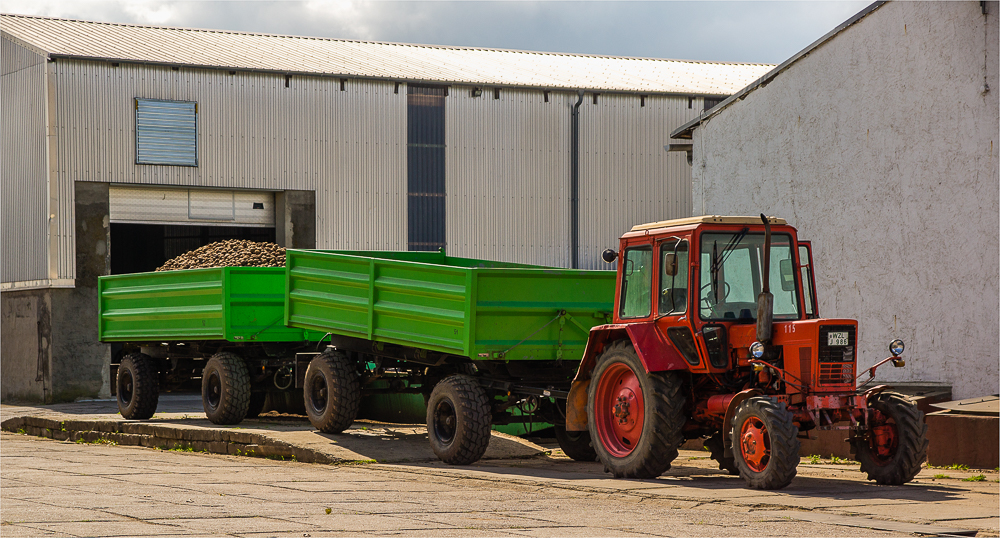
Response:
[156,240,285,271]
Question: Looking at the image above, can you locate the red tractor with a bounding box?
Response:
[564,215,928,489]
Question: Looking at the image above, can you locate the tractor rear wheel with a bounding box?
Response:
[426,374,492,465]
[587,340,686,478]
[304,351,360,434]
[731,397,800,489]
[117,353,159,420]
[554,425,597,462]
[202,352,251,425]
[704,431,740,475]
[857,391,928,485]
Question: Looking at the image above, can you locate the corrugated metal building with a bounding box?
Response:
[0,14,772,401]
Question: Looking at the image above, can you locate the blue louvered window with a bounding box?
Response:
[135,98,198,166]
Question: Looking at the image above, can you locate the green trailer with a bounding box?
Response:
[100,251,615,464]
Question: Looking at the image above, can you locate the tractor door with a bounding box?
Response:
[654,237,702,369]
[798,241,819,318]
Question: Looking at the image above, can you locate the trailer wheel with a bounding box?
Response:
[245,392,267,419]
[554,425,597,462]
[304,351,360,434]
[117,353,159,420]
[202,352,251,425]
[704,431,740,475]
[587,340,686,478]
[426,375,492,465]
[857,391,928,485]
[731,397,800,489]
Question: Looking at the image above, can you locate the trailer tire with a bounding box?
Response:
[554,425,597,462]
[117,353,159,420]
[588,340,686,479]
[704,431,740,475]
[245,392,267,419]
[427,375,492,465]
[731,397,800,489]
[202,352,251,425]
[304,351,360,434]
[857,391,928,485]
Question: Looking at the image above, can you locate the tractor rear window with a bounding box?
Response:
[620,246,653,318]
[698,232,800,321]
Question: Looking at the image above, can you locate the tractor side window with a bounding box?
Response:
[620,246,653,319]
[659,240,688,315]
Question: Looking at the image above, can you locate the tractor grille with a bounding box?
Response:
[819,363,854,385]
[818,325,856,362]
[817,325,856,387]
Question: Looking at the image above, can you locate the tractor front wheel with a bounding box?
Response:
[554,425,597,462]
[731,397,800,489]
[587,340,686,478]
[857,391,928,485]
[704,431,740,475]
[426,375,492,465]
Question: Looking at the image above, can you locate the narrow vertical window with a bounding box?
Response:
[406,85,446,251]
[135,98,198,166]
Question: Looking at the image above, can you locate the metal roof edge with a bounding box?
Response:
[669,0,887,140]
[0,12,773,68]
[43,54,744,97]
[1,30,51,58]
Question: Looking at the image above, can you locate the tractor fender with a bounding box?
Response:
[862,384,890,405]
[722,388,764,458]
[564,323,688,432]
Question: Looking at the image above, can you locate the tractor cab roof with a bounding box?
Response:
[629,215,788,233]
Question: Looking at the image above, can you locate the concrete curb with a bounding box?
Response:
[0,415,338,464]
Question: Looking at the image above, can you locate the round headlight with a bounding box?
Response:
[749,341,766,359]
[889,339,905,356]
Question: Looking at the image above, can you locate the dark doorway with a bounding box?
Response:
[110,223,276,274]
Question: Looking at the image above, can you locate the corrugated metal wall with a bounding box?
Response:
[1,37,50,284]
[51,61,407,257]
[578,93,701,269]
[446,87,573,267]
[8,55,712,282]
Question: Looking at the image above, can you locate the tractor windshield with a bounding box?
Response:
[698,233,800,321]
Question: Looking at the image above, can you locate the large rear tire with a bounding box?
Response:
[426,374,492,465]
[857,391,928,485]
[587,340,686,478]
[202,352,251,425]
[731,397,800,489]
[117,353,159,420]
[554,425,597,462]
[304,350,360,433]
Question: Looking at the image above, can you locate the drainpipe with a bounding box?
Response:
[570,90,584,269]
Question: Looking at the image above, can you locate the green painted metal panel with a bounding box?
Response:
[286,250,615,360]
[99,267,319,343]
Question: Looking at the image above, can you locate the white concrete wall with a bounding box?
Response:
[691,1,999,399]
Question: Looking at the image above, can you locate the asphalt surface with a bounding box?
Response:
[1,395,998,537]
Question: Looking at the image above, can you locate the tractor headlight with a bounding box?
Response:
[749,341,766,359]
[889,339,905,357]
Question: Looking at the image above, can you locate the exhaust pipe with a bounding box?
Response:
[756,214,773,342]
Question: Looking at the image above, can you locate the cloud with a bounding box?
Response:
[1,0,872,64]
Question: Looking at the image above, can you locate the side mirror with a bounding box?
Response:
[779,258,795,292]
[663,253,678,276]
[601,249,617,263]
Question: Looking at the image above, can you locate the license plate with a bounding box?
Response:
[828,331,849,346]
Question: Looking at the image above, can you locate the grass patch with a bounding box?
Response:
[932,474,951,479]
[962,474,986,482]
[807,454,821,465]
[829,455,856,465]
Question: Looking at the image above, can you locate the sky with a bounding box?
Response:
[1,1,872,65]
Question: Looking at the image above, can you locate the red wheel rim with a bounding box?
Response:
[594,362,645,457]
[868,410,899,465]
[739,416,771,472]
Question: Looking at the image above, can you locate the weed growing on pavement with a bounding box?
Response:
[829,455,856,465]
[75,437,118,446]
[807,454,821,464]
[932,474,951,479]
[16,428,26,435]
[688,456,709,460]
[963,475,986,482]
[168,445,195,452]
[929,463,970,471]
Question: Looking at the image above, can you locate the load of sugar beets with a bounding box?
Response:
[104,215,928,490]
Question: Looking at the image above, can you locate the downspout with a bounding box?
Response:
[570,90,584,269]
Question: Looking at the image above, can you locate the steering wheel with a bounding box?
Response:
[699,281,731,309]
